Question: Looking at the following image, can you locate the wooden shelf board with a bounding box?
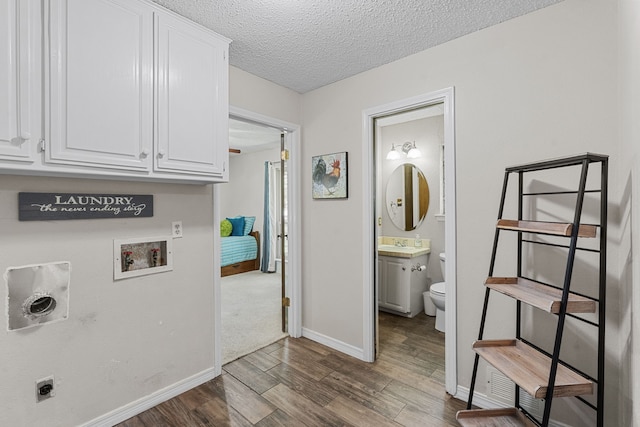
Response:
[473,340,593,399]
[456,408,537,427]
[485,277,596,314]
[496,220,596,238]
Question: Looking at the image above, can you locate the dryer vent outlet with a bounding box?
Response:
[6,262,71,331]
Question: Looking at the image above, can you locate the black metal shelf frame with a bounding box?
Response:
[466,153,608,427]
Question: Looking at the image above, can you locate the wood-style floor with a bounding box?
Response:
[116,311,466,426]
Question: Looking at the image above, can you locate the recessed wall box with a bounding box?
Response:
[113,236,173,280]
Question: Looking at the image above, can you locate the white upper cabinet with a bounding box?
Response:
[155,11,229,178]
[0,0,34,163]
[46,0,153,171]
[0,0,230,182]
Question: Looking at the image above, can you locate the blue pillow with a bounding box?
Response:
[243,216,256,235]
[227,217,245,236]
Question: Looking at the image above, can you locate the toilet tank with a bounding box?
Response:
[439,252,446,279]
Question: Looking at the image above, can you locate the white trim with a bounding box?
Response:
[442,88,457,395]
[302,327,364,360]
[361,87,457,393]
[81,368,217,427]
[212,188,222,376]
[213,107,302,375]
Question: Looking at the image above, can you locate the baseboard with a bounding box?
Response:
[81,367,218,427]
[301,327,365,360]
[455,386,573,427]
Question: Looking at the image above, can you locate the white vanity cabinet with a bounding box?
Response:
[378,252,430,317]
[0,0,230,183]
[0,0,36,164]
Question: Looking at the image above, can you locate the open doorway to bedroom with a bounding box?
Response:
[217,117,288,364]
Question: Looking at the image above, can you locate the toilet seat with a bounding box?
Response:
[431,282,446,295]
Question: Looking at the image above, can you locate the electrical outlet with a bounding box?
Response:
[172,221,183,238]
[36,376,54,402]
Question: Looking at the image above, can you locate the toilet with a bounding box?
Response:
[429,252,446,333]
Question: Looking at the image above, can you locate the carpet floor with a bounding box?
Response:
[221,270,288,364]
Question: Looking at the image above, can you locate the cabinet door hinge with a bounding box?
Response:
[38,139,45,152]
[282,297,290,307]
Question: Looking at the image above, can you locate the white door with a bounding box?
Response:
[0,0,34,163]
[46,0,153,171]
[155,12,228,179]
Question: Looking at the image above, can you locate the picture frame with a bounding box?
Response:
[312,151,348,199]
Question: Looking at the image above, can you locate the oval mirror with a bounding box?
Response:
[386,164,430,231]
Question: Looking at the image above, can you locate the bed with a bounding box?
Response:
[220,216,261,277]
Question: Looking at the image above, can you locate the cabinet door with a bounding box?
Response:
[0,0,34,162]
[379,256,409,313]
[155,12,228,179]
[46,0,153,171]
[383,258,410,313]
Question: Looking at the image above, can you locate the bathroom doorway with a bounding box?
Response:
[362,88,457,394]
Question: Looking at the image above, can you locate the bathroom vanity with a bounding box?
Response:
[378,237,430,317]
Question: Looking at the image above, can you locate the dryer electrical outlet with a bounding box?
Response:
[36,376,55,402]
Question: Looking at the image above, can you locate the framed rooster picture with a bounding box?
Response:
[312,151,348,199]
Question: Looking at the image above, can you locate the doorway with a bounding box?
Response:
[213,107,301,375]
[219,118,285,364]
[362,88,457,394]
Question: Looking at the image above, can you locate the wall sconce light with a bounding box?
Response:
[386,143,402,160]
[386,141,421,160]
[404,141,421,159]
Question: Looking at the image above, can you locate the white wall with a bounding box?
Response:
[300,0,622,423]
[229,67,302,124]
[0,176,214,426]
[219,146,281,235]
[617,0,640,425]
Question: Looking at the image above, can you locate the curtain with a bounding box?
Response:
[261,161,278,272]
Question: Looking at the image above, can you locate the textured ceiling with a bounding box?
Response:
[151,0,562,94]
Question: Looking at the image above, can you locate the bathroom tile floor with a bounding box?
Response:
[117,311,465,426]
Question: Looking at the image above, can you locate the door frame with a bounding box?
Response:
[361,87,457,394]
[213,106,301,376]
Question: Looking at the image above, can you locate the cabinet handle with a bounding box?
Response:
[20,132,31,141]
[157,149,166,158]
[140,149,150,158]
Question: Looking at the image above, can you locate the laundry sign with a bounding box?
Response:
[18,193,153,221]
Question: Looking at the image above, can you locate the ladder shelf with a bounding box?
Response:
[485,277,596,314]
[496,219,597,238]
[472,339,593,399]
[459,153,608,427]
[457,408,537,427]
